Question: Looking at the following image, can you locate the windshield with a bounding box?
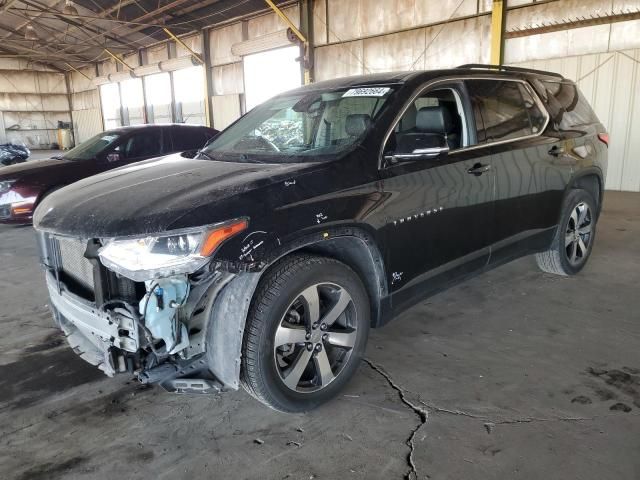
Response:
[200,86,396,163]
[63,131,123,161]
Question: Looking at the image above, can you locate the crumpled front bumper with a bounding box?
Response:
[46,271,139,376]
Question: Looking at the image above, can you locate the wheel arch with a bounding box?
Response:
[566,168,603,216]
[301,234,388,328]
[256,225,389,327]
[203,226,388,390]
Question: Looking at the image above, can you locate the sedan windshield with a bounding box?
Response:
[63,131,123,161]
[200,86,396,163]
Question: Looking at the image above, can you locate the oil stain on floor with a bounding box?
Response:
[0,347,104,411]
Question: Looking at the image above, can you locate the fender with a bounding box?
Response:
[202,226,389,390]
[204,272,261,389]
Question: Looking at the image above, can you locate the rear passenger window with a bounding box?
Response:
[172,128,210,151]
[467,80,546,144]
[115,129,163,159]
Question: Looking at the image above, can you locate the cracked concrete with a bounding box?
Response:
[364,359,430,480]
[1,191,639,479]
[362,358,640,480]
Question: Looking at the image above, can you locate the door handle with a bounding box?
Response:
[548,145,565,156]
[467,163,491,176]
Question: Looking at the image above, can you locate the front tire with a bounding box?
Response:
[241,254,370,412]
[536,188,598,276]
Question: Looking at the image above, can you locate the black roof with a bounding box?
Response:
[288,64,565,96]
[104,124,215,134]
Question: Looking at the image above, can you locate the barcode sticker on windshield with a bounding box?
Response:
[343,87,390,97]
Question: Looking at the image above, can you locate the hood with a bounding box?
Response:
[34,152,316,238]
[0,157,69,179]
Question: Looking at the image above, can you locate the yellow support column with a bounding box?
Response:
[490,0,505,65]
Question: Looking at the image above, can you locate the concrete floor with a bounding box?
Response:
[0,191,638,480]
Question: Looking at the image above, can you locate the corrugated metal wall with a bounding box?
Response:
[69,66,103,144]
[0,61,71,149]
[513,49,640,192]
[313,0,492,80]
[72,108,102,145]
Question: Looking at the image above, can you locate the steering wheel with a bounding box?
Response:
[254,135,280,152]
[235,135,280,153]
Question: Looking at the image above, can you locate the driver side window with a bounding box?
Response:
[114,129,163,160]
[384,87,470,161]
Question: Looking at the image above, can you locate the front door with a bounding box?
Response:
[379,81,494,312]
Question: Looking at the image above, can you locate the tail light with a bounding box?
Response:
[597,133,609,146]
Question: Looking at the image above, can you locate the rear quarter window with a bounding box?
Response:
[538,80,599,129]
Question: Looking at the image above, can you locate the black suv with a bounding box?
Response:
[34,65,608,412]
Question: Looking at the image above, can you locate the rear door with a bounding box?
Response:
[380,80,494,312]
[465,78,569,261]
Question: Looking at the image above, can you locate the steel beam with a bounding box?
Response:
[200,28,215,128]
[506,9,640,38]
[19,0,146,50]
[299,0,314,84]
[163,28,204,64]
[264,0,306,43]
[1,0,19,13]
[490,0,505,66]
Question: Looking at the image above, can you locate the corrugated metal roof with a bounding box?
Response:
[0,0,292,71]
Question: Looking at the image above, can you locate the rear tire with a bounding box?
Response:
[535,188,597,276]
[241,254,370,412]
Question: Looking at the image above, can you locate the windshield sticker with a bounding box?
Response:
[343,87,390,97]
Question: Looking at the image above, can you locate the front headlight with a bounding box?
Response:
[0,180,16,195]
[98,219,248,281]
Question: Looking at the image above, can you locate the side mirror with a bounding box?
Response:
[384,132,450,164]
[106,152,121,163]
[181,149,198,159]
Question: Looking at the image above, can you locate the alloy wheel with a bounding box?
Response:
[273,282,357,393]
[565,201,593,265]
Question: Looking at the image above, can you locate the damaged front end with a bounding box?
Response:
[37,219,252,394]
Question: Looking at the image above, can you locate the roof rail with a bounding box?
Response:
[457,63,563,79]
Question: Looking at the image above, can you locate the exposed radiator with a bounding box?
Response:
[56,237,94,291]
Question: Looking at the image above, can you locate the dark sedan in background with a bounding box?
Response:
[0,124,218,224]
